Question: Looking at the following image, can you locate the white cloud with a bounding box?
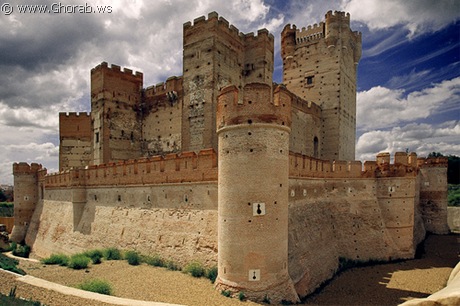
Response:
[343,0,460,37]
[357,77,460,131]
[356,121,460,162]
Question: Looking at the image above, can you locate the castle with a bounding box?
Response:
[11,11,449,303]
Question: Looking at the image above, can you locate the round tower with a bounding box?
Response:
[10,162,41,243]
[215,83,299,303]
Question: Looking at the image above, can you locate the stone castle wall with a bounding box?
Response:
[17,153,448,299]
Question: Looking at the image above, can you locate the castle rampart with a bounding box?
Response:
[12,10,451,305]
[46,149,217,188]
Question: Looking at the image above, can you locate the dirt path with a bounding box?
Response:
[1,234,458,306]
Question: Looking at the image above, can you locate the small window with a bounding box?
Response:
[306,76,314,85]
[95,132,99,143]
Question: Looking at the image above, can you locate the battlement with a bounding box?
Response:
[59,112,90,118]
[144,76,183,97]
[295,22,325,44]
[325,10,350,25]
[289,152,429,179]
[45,149,217,188]
[91,62,143,79]
[184,11,273,45]
[289,153,363,178]
[417,156,449,168]
[217,83,291,130]
[13,162,43,175]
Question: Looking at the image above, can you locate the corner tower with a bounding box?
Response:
[10,163,44,243]
[281,11,361,160]
[90,62,143,165]
[215,83,299,303]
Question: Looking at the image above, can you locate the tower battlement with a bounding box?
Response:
[91,61,143,79]
[217,83,291,130]
[13,162,43,175]
[144,76,183,97]
[183,12,274,46]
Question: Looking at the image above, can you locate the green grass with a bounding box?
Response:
[0,293,42,305]
[448,184,460,206]
[68,254,91,270]
[76,279,113,295]
[0,253,26,275]
[183,261,205,277]
[41,253,69,266]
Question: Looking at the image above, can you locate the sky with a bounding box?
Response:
[0,0,459,184]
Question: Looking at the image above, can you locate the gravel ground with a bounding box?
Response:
[1,234,458,306]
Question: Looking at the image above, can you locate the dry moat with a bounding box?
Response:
[0,234,458,306]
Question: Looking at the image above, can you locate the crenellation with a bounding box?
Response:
[13,10,450,305]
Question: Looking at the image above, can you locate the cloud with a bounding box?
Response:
[357,77,460,131]
[356,121,460,161]
[343,0,460,37]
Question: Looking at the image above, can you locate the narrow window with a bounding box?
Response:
[313,136,319,158]
[95,132,99,143]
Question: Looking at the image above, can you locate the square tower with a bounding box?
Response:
[90,62,143,165]
[281,11,361,160]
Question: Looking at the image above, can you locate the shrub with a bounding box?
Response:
[221,290,231,297]
[68,254,90,270]
[183,261,205,277]
[238,291,246,301]
[263,294,271,304]
[143,254,164,267]
[124,250,141,266]
[206,266,218,283]
[77,279,112,295]
[165,260,180,271]
[103,247,122,260]
[41,253,69,266]
[83,249,103,264]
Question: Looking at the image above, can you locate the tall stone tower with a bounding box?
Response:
[281,11,361,160]
[10,163,43,243]
[215,83,299,303]
[182,12,274,152]
[90,62,143,165]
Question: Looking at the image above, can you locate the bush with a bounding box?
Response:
[103,247,122,260]
[165,260,180,271]
[238,291,246,301]
[221,290,231,297]
[83,249,103,264]
[68,254,90,270]
[12,244,31,258]
[143,254,164,267]
[183,261,205,277]
[124,250,141,266]
[206,266,218,283]
[41,253,69,266]
[77,279,112,295]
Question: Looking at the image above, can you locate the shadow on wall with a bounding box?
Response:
[301,234,460,305]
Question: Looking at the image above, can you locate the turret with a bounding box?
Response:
[215,83,299,303]
[10,163,44,243]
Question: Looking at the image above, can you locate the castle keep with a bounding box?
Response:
[12,11,449,303]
